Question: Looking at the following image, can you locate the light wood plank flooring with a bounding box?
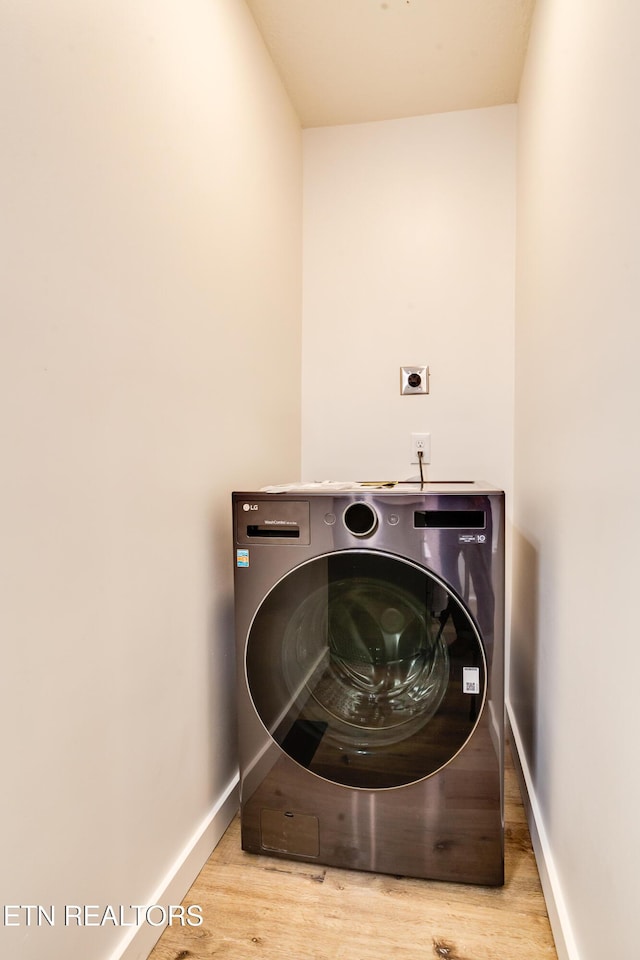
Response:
[147,743,557,960]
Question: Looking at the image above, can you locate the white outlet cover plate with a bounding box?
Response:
[410,432,431,464]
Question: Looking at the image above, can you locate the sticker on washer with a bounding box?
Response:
[458,533,487,544]
[236,549,249,568]
[463,667,481,694]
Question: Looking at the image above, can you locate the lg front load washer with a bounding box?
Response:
[232,483,505,885]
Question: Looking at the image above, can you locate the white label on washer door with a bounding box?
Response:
[463,667,480,694]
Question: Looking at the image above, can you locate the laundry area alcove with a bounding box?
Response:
[2,3,638,960]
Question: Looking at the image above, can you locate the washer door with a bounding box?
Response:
[246,550,486,790]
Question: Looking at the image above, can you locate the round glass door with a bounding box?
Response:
[246,550,486,790]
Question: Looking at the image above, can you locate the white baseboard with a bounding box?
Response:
[506,704,580,960]
[109,772,240,960]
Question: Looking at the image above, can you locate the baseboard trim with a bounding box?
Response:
[109,771,240,960]
[506,703,580,960]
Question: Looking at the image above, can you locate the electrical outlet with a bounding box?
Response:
[400,366,429,395]
[410,432,431,465]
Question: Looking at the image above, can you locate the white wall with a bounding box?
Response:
[513,1,640,958]
[302,106,515,494]
[0,2,301,959]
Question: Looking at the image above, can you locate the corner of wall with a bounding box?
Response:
[506,704,579,960]
[111,776,239,960]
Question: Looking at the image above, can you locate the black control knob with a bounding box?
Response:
[343,502,378,537]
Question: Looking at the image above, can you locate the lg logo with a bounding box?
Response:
[242,503,259,512]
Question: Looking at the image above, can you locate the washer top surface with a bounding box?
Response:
[252,480,502,496]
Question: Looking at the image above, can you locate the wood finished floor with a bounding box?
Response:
[147,743,557,960]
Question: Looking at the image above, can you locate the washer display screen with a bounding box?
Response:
[245,550,487,789]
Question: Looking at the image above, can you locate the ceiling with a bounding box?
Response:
[246,0,536,128]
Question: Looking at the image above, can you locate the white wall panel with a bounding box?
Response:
[0,2,301,957]
[514,2,640,957]
[302,106,515,494]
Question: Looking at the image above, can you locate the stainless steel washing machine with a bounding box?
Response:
[232,482,505,885]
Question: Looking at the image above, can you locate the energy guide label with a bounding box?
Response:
[236,549,249,568]
[463,667,480,694]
